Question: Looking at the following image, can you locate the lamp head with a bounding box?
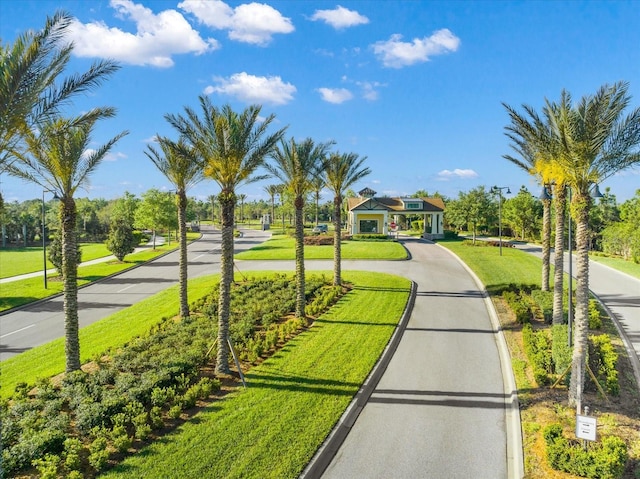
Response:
[538,186,552,201]
[591,184,604,199]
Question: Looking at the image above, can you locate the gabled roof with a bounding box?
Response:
[347,196,445,212]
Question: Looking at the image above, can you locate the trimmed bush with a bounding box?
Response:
[589,334,619,395]
[589,299,603,330]
[503,290,531,324]
[531,289,554,324]
[351,233,392,241]
[522,324,552,385]
[551,325,572,379]
[544,423,628,478]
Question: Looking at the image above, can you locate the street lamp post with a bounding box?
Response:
[491,186,511,256]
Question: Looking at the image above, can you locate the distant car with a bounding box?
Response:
[312,224,328,234]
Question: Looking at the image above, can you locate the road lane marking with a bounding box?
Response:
[0,324,35,339]
[117,284,137,293]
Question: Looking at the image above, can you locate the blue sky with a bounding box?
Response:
[1,0,639,204]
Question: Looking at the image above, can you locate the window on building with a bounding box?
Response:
[360,219,378,233]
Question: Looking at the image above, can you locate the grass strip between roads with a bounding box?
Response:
[0,275,216,399]
[100,271,409,479]
[234,235,408,260]
[0,237,197,312]
[589,253,640,279]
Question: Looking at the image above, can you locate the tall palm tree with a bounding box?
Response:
[503,100,568,323]
[166,96,285,374]
[322,151,371,286]
[7,109,127,372]
[547,82,640,408]
[1,11,119,172]
[145,136,203,319]
[503,102,556,291]
[264,184,279,225]
[267,138,333,318]
[310,175,325,226]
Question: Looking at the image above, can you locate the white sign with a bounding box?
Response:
[576,415,597,441]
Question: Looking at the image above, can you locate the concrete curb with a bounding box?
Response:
[436,243,525,479]
[300,280,418,479]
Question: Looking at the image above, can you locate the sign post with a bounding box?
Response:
[576,414,597,442]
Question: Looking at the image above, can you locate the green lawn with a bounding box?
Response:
[0,243,112,278]
[439,239,544,293]
[99,271,410,479]
[235,235,407,260]
[589,253,640,280]
[0,235,200,312]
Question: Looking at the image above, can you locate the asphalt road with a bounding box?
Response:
[0,226,271,360]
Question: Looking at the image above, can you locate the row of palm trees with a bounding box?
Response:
[151,97,370,373]
[503,82,640,410]
[1,13,371,376]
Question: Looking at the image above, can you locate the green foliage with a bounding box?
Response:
[32,453,60,479]
[522,324,552,385]
[589,299,603,329]
[47,232,82,274]
[88,437,109,472]
[502,290,531,323]
[551,325,572,378]
[531,289,554,324]
[589,334,619,395]
[351,233,392,241]
[106,218,137,261]
[544,423,628,478]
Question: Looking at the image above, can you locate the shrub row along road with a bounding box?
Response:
[514,242,640,389]
[0,225,266,360]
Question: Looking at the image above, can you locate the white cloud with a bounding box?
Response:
[179,0,294,46]
[372,29,460,68]
[68,0,218,67]
[205,72,296,105]
[356,81,385,101]
[317,87,353,104]
[310,5,369,29]
[436,168,479,181]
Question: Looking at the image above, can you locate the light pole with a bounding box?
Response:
[42,190,59,289]
[491,186,511,256]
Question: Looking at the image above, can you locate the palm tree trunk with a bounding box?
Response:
[333,196,342,286]
[569,195,591,409]
[178,191,189,318]
[61,197,81,372]
[541,199,551,291]
[216,193,235,374]
[552,187,566,325]
[294,196,305,319]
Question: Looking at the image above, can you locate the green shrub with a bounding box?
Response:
[589,299,603,329]
[168,405,182,419]
[544,423,628,478]
[589,334,619,395]
[32,453,60,479]
[63,438,83,472]
[88,437,109,472]
[502,290,531,324]
[551,325,572,379]
[522,324,552,385]
[111,425,132,452]
[351,233,392,241]
[531,289,554,324]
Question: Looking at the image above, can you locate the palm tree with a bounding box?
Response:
[322,151,371,286]
[1,11,119,172]
[238,193,247,223]
[503,100,568,321]
[546,82,640,408]
[310,175,325,226]
[7,109,127,372]
[503,102,560,292]
[267,138,333,318]
[166,96,285,374]
[145,136,203,319]
[264,184,279,226]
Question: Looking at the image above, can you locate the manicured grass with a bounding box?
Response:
[234,235,407,260]
[0,234,201,312]
[439,239,544,293]
[100,271,409,479]
[0,274,217,400]
[589,253,640,280]
[0,243,112,278]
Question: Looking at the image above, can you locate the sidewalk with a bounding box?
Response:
[0,237,166,284]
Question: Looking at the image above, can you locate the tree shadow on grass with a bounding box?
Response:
[245,370,360,396]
